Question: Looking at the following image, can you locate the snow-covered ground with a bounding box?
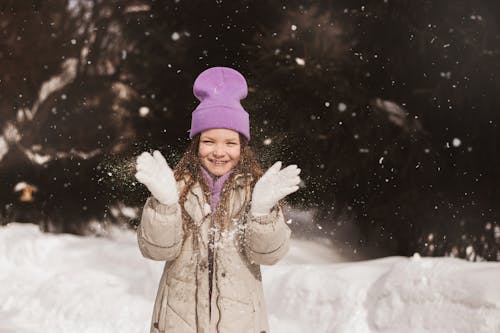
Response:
[1,222,499,333]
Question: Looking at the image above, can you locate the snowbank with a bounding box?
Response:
[1,223,499,333]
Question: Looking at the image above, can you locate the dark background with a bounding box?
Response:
[0,0,499,261]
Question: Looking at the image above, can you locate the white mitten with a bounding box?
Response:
[135,150,179,206]
[250,161,301,216]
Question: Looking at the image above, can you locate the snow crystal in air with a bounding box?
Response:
[139,106,150,117]
[171,32,180,41]
[440,72,451,79]
[295,57,305,66]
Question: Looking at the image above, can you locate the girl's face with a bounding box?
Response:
[198,128,241,176]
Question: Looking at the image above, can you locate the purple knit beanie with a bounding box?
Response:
[189,67,250,140]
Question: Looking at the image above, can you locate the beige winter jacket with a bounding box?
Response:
[137,174,291,333]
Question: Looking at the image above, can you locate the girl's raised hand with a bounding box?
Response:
[135,150,179,205]
[250,161,301,216]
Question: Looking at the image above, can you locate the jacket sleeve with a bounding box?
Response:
[244,205,291,265]
[137,196,184,261]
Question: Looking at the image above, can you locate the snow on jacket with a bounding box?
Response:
[137,173,291,333]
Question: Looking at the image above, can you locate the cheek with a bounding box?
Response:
[229,148,241,162]
[198,145,210,158]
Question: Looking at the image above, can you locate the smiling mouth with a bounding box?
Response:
[208,159,229,166]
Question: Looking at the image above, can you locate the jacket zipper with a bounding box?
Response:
[208,214,214,318]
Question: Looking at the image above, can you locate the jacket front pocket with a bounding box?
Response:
[217,296,255,333]
[165,277,196,331]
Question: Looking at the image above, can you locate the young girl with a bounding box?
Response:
[135,67,301,333]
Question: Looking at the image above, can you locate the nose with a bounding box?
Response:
[212,145,225,157]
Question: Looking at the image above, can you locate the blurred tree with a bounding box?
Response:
[0,0,142,232]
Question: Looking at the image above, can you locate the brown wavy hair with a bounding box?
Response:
[173,134,263,233]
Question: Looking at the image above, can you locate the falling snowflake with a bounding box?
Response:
[295,57,305,66]
[139,106,150,117]
[171,32,180,41]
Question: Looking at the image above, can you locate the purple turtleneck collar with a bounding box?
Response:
[200,166,233,213]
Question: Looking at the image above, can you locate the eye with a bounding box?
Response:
[226,142,238,146]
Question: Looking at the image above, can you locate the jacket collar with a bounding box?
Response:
[233,173,253,188]
[181,171,253,191]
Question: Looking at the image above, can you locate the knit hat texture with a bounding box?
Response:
[190,67,250,140]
